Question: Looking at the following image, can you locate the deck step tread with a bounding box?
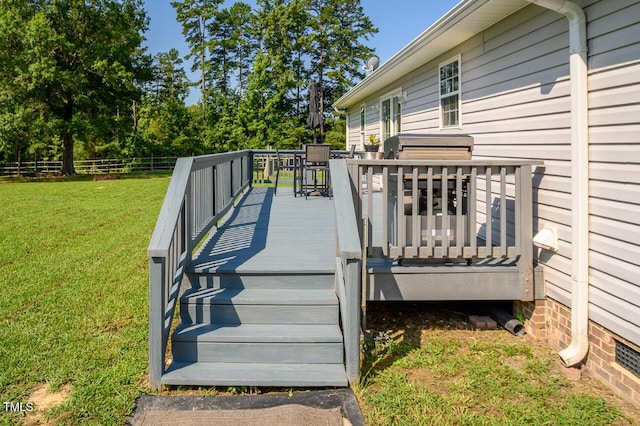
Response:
[162,362,348,387]
[190,265,336,274]
[172,323,343,343]
[181,288,338,305]
[186,271,335,290]
[179,303,338,325]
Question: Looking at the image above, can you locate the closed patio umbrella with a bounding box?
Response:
[306,81,323,143]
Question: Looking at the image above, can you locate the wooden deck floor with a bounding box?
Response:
[191,186,336,274]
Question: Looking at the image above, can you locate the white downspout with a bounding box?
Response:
[525,0,589,367]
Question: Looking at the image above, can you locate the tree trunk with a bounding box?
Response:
[132,99,138,133]
[200,16,207,122]
[62,126,75,175]
[16,146,21,177]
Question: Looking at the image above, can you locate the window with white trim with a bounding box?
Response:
[380,90,402,142]
[439,55,461,128]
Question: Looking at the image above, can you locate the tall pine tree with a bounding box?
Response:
[172,0,223,121]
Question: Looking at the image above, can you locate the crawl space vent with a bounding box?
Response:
[615,340,640,379]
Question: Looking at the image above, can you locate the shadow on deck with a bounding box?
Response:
[192,187,336,275]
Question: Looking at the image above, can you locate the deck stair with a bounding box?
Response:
[160,188,348,387]
[162,270,348,387]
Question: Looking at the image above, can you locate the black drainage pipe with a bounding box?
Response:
[487,306,525,336]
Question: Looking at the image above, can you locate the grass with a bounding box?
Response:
[0,173,171,425]
[356,303,636,426]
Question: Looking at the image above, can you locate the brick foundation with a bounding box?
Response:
[514,298,640,408]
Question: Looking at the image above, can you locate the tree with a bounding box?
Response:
[327,0,377,96]
[0,0,151,174]
[307,0,377,141]
[133,48,200,158]
[207,3,256,98]
[253,0,312,146]
[153,49,190,103]
[172,0,223,120]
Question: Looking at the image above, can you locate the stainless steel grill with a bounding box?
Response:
[385,134,473,216]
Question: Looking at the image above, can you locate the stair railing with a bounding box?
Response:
[147,151,251,390]
[330,159,363,385]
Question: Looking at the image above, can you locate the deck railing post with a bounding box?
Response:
[516,164,534,300]
[331,159,363,386]
[149,256,166,391]
[344,257,361,385]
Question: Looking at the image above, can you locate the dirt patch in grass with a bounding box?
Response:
[23,383,72,425]
[362,301,640,425]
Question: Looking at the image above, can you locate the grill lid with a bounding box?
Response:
[383,133,473,159]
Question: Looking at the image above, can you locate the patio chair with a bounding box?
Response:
[302,144,331,199]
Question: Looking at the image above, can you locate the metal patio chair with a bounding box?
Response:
[301,144,331,199]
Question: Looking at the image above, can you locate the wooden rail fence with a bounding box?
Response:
[0,157,177,176]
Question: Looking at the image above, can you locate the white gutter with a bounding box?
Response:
[525,0,589,367]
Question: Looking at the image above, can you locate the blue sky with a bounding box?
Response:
[143,1,460,104]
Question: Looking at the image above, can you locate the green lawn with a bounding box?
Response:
[0,173,171,425]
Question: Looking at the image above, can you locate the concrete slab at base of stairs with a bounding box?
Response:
[127,388,364,426]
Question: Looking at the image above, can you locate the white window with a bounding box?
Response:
[380,90,402,142]
[439,55,461,128]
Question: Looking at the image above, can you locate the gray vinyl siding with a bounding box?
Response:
[346,109,361,149]
[347,104,381,149]
[343,0,640,346]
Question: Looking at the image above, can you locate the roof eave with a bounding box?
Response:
[334,0,529,109]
